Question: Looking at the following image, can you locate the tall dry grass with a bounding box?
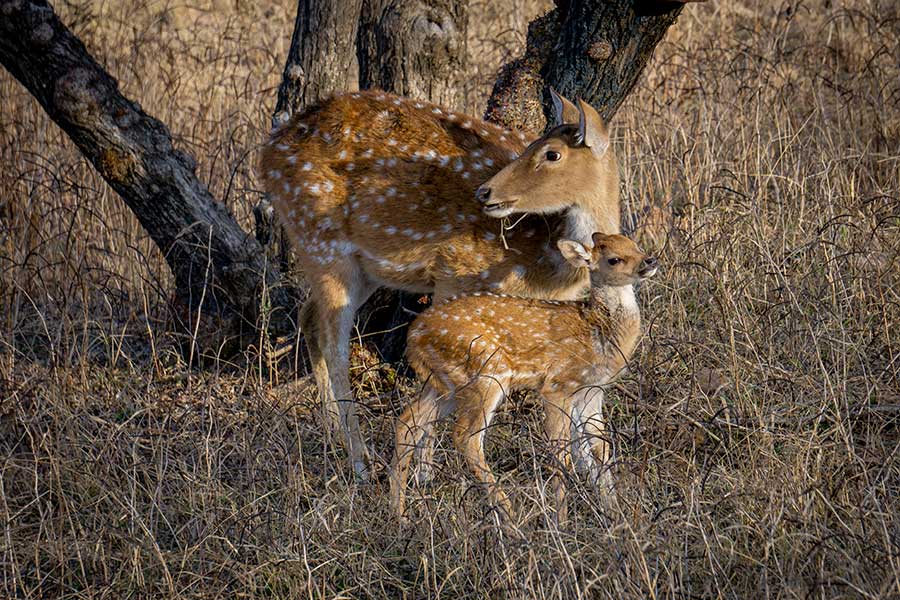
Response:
[1,1,899,598]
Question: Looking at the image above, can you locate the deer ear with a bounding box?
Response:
[557,238,593,269]
[591,232,608,248]
[576,99,610,156]
[549,88,580,127]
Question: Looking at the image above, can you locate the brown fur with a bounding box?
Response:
[258,89,620,477]
[477,98,619,234]
[391,233,658,522]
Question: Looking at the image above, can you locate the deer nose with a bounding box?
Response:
[475,185,492,203]
[642,257,659,269]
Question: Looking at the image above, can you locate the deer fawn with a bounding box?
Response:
[259,89,619,478]
[391,233,658,523]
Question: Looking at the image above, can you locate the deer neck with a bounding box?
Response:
[562,204,600,245]
[544,206,600,277]
[562,167,621,242]
[591,284,638,315]
[543,204,616,293]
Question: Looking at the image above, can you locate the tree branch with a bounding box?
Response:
[485,0,687,131]
[0,0,293,350]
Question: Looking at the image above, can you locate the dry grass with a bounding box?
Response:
[2,0,899,598]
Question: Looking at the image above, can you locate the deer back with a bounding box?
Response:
[259,90,602,298]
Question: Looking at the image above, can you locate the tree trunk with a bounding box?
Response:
[485,0,686,132]
[0,0,293,355]
[273,0,366,127]
[358,0,468,112]
[261,0,370,351]
[263,0,470,362]
[355,0,469,360]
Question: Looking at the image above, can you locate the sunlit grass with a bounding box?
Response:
[1,1,898,598]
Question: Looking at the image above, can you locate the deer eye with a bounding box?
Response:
[545,150,561,162]
[607,257,621,266]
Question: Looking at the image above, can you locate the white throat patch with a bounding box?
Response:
[594,284,638,315]
[564,205,598,246]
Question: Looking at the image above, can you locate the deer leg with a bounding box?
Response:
[543,391,573,525]
[299,295,330,409]
[390,385,449,520]
[570,387,603,479]
[413,425,436,486]
[303,297,381,477]
[452,378,511,518]
[411,405,440,487]
[307,260,375,479]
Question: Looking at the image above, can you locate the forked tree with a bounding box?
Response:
[262,1,702,476]
[0,0,698,355]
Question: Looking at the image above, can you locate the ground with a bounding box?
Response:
[1,1,898,598]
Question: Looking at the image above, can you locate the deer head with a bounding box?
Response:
[557,232,658,287]
[475,91,614,219]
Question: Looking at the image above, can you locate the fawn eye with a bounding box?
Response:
[545,150,561,162]
[607,257,621,266]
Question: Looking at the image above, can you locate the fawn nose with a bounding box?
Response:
[640,257,659,275]
[475,185,492,203]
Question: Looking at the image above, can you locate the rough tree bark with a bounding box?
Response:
[358,0,468,111]
[273,0,365,126]
[0,0,293,355]
[485,0,689,133]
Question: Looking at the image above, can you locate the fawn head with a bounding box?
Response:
[557,233,658,287]
[476,90,612,218]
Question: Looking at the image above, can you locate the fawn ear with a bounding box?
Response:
[575,99,610,156]
[557,238,593,269]
[591,232,609,249]
[549,88,580,127]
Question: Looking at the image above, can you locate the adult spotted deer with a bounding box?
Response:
[259,89,619,478]
[392,233,658,523]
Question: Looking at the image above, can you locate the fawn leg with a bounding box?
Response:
[412,374,459,486]
[571,386,613,492]
[543,391,573,525]
[412,404,444,486]
[452,379,511,518]
[390,385,445,520]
